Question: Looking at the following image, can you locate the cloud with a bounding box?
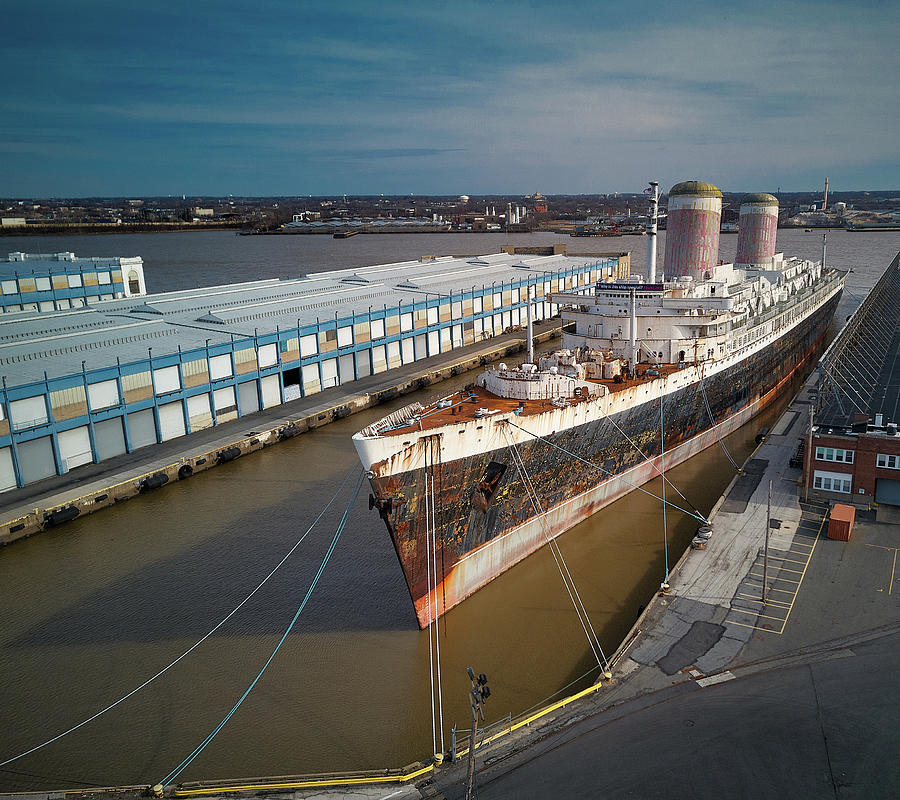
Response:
[1,1,897,194]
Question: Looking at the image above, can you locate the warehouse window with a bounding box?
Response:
[813,470,852,493]
[876,453,899,470]
[815,447,854,464]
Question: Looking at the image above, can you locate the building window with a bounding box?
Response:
[127,270,141,294]
[813,470,852,494]
[876,453,899,470]
[815,446,854,464]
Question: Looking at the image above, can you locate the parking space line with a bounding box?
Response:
[762,555,809,566]
[725,619,784,633]
[864,543,900,595]
[778,513,827,631]
[737,593,792,609]
[743,581,796,595]
[749,572,801,584]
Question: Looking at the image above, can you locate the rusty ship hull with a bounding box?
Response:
[361,290,841,628]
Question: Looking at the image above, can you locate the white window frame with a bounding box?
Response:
[815,446,854,464]
[876,453,899,470]
[813,469,852,494]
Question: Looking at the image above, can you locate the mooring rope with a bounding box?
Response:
[505,421,708,524]
[423,442,437,759]
[429,438,445,755]
[660,394,670,586]
[158,470,365,787]
[697,368,741,471]
[601,405,705,519]
[503,428,609,671]
[0,468,359,770]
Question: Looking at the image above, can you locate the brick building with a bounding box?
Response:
[804,417,900,507]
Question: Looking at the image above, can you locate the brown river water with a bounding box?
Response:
[0,228,897,790]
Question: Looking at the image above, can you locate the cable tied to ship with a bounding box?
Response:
[600,404,706,521]
[502,427,611,675]
[422,436,445,760]
[428,437,445,757]
[697,366,741,472]
[158,469,365,788]
[0,467,360,771]
[505,421,708,525]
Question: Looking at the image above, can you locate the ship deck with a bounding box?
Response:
[380,361,686,435]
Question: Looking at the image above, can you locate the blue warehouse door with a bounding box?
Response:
[875,478,900,506]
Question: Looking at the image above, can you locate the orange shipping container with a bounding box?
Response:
[827,503,855,541]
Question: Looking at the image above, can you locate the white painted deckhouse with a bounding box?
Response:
[0,250,625,493]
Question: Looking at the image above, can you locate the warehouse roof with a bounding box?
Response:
[0,252,611,388]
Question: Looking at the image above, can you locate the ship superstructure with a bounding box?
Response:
[353,181,846,627]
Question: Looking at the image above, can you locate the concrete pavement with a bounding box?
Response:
[421,374,900,799]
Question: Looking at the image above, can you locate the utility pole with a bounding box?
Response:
[805,403,814,501]
[465,667,490,800]
[763,480,772,602]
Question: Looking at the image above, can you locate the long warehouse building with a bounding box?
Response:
[0,249,627,493]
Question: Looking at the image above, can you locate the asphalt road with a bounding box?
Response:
[439,628,900,800]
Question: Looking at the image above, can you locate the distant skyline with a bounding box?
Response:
[3,1,898,197]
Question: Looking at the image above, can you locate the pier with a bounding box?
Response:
[3,253,898,800]
[0,319,562,545]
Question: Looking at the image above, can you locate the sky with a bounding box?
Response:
[2,0,898,197]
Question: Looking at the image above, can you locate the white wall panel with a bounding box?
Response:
[58,426,93,470]
[213,386,236,411]
[94,418,127,460]
[260,374,281,408]
[88,379,119,410]
[300,334,318,356]
[158,400,186,441]
[337,326,353,347]
[0,447,16,492]
[301,364,320,395]
[238,381,260,414]
[209,354,233,380]
[321,358,338,388]
[127,409,157,450]
[153,366,180,394]
[187,394,212,431]
[387,341,401,368]
[18,436,56,484]
[355,350,371,378]
[339,353,355,382]
[10,396,48,429]
[258,343,278,368]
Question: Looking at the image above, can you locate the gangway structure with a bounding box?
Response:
[807,251,900,508]
[816,251,900,427]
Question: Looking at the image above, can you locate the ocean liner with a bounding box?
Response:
[353,181,846,628]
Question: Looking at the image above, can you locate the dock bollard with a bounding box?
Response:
[434,752,444,765]
[150,784,164,798]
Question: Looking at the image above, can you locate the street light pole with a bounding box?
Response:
[465,667,490,800]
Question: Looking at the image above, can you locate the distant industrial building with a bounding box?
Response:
[0,250,626,493]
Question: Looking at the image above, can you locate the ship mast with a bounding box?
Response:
[629,287,637,373]
[646,181,659,283]
[526,284,534,364]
